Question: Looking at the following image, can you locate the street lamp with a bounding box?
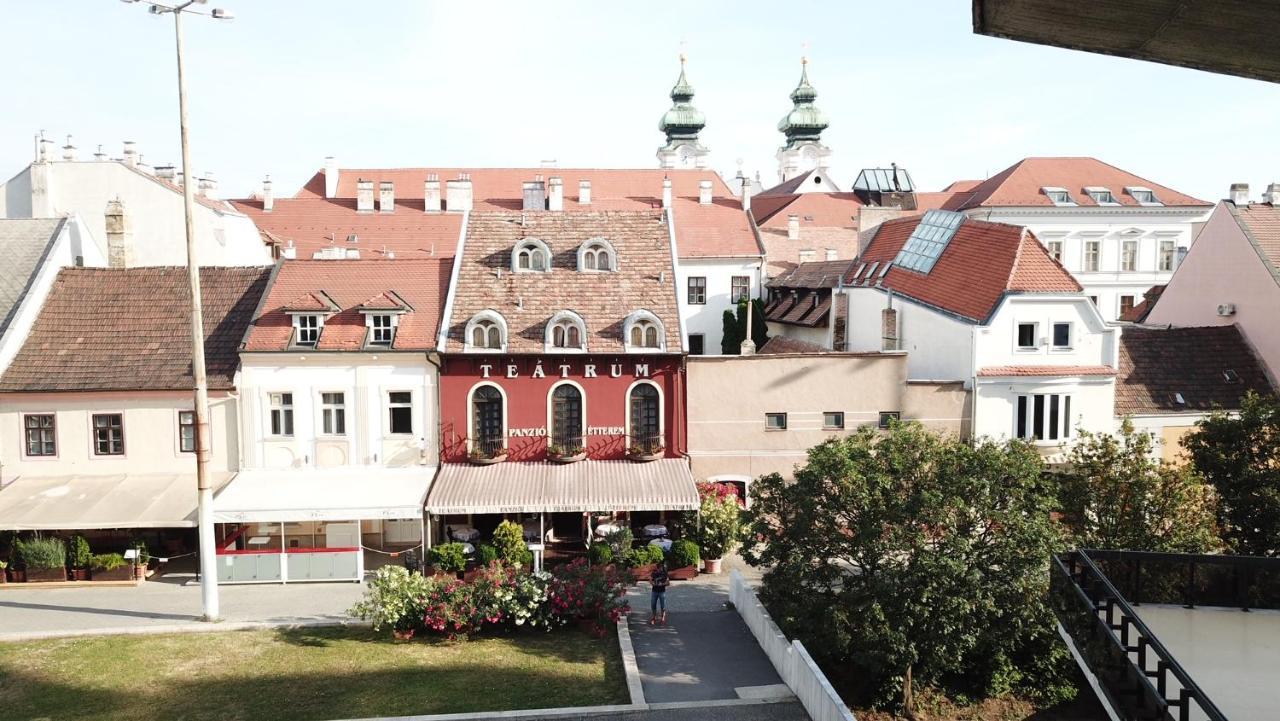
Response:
[122,0,233,623]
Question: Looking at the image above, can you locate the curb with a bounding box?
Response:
[615,618,646,707]
[0,617,365,643]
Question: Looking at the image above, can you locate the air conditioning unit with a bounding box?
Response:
[1217,303,1237,317]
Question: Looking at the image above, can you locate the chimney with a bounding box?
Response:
[104,199,132,268]
[540,159,557,169]
[324,156,339,198]
[61,135,76,161]
[1264,183,1280,205]
[198,172,218,199]
[424,174,441,212]
[698,180,713,205]
[661,177,673,208]
[825,248,838,261]
[122,141,138,167]
[136,155,153,176]
[446,175,473,212]
[92,144,107,162]
[523,179,546,211]
[356,179,375,212]
[156,164,175,181]
[378,181,395,213]
[548,176,564,211]
[1229,183,1250,205]
[262,175,274,212]
[579,180,592,205]
[740,176,751,212]
[787,214,800,240]
[281,240,297,260]
[881,305,899,351]
[36,134,54,163]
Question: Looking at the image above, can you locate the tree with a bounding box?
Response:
[720,308,743,354]
[1059,421,1220,553]
[1183,392,1280,556]
[743,423,1075,716]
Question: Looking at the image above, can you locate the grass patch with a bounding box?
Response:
[0,626,627,721]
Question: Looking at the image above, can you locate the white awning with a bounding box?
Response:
[213,467,434,523]
[426,459,699,515]
[0,473,231,530]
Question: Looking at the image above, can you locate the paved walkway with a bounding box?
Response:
[626,557,790,704]
[540,700,809,721]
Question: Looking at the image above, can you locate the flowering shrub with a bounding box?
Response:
[691,481,743,560]
[349,565,434,633]
[546,558,630,633]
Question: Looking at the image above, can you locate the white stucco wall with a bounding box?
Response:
[0,160,270,267]
[0,391,239,481]
[843,287,973,381]
[970,207,1211,322]
[238,354,437,471]
[975,295,1118,371]
[677,257,764,354]
[973,376,1115,450]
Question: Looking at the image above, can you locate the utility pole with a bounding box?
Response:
[123,0,234,622]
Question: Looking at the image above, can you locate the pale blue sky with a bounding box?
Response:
[4,1,1278,202]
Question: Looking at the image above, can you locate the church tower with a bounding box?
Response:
[776,58,831,183]
[657,55,710,169]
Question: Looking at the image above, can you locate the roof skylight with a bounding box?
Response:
[853,167,915,193]
[1042,187,1075,206]
[893,210,964,274]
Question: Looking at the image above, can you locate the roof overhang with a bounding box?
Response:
[0,472,232,530]
[972,0,1280,84]
[213,467,433,523]
[426,459,699,515]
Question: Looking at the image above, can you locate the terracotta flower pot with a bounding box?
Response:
[702,558,722,574]
[70,569,90,581]
[8,569,25,583]
[92,566,134,582]
[468,452,507,466]
[668,565,698,581]
[26,567,68,583]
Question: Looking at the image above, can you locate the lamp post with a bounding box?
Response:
[121,0,233,622]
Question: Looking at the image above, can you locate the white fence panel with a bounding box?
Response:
[730,569,857,721]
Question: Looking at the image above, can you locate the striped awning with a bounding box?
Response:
[425,459,699,515]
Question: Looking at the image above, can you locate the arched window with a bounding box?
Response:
[577,238,617,272]
[464,311,507,352]
[623,310,665,352]
[511,238,551,273]
[550,384,583,450]
[629,383,661,453]
[545,310,587,352]
[471,385,505,457]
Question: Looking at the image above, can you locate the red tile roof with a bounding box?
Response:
[756,192,863,228]
[847,215,1081,323]
[0,266,270,392]
[1116,326,1274,415]
[673,197,762,258]
[759,336,831,354]
[443,211,681,353]
[1118,285,1164,323]
[282,291,339,313]
[756,170,817,197]
[244,259,451,352]
[230,197,462,260]
[1229,201,1280,274]
[977,365,1116,377]
[958,157,1210,209]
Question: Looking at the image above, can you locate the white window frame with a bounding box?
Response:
[1125,186,1162,206]
[1119,295,1137,318]
[623,310,666,353]
[386,391,414,436]
[320,391,347,436]
[1041,187,1076,206]
[1015,322,1039,352]
[1046,240,1063,263]
[1014,393,1072,443]
[576,237,617,272]
[1120,239,1139,272]
[730,276,751,303]
[544,310,588,353]
[1158,239,1176,271]
[1084,186,1120,205]
[1050,322,1073,351]
[292,314,323,347]
[268,392,294,437]
[464,310,508,353]
[1083,240,1100,272]
[365,313,397,346]
[511,238,552,273]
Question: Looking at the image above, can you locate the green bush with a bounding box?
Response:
[588,543,614,566]
[349,565,435,633]
[622,547,649,568]
[492,521,528,566]
[476,543,499,565]
[602,527,634,555]
[646,544,666,565]
[667,539,700,569]
[16,537,66,570]
[429,542,468,573]
[90,553,127,571]
[66,535,92,570]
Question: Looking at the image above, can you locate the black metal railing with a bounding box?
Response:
[1083,549,1280,612]
[1050,550,1229,721]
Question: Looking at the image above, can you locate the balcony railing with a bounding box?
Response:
[1082,549,1280,612]
[1050,550,1228,721]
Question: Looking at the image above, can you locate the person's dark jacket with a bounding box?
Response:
[651,566,669,591]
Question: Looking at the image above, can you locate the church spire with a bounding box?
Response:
[657,54,709,169]
[777,56,828,146]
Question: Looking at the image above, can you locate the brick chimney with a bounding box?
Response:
[548,176,564,211]
[356,179,375,212]
[281,239,297,260]
[523,179,546,211]
[740,176,751,212]
[881,305,899,351]
[788,214,800,240]
[324,156,339,198]
[446,175,473,212]
[698,180,713,205]
[579,180,591,205]
[424,174,441,212]
[104,199,132,268]
[1230,183,1250,205]
[378,181,395,213]
[122,141,138,167]
[262,175,274,212]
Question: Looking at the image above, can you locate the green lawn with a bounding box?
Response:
[0,626,627,721]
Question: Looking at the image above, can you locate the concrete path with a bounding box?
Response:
[626,557,790,704]
[537,700,809,721]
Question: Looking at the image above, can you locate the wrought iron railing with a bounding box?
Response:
[1083,549,1280,612]
[1050,550,1229,721]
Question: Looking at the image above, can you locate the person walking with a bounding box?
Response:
[650,559,669,625]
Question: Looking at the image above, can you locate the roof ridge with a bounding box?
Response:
[1005,227,1028,291]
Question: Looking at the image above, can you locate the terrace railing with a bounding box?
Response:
[1082,549,1280,612]
[1050,550,1229,721]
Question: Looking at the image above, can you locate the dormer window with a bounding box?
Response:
[577,238,617,272]
[1042,187,1075,206]
[546,310,587,352]
[1085,187,1119,205]
[465,310,507,352]
[624,310,665,352]
[512,238,552,273]
[282,291,340,349]
[1126,186,1162,205]
[294,315,321,347]
[369,314,394,346]
[356,291,410,348]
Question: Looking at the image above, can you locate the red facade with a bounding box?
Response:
[438,353,686,463]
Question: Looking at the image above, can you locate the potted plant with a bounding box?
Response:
[66,535,92,581]
[665,539,700,580]
[427,542,468,579]
[130,540,151,580]
[587,543,613,566]
[694,483,743,574]
[18,537,67,582]
[492,520,534,568]
[0,560,8,584]
[90,553,132,582]
[546,443,586,464]
[627,439,665,462]
[468,444,507,465]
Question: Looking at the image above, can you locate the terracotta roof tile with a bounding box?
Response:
[281,291,340,313]
[1115,325,1274,415]
[1119,285,1164,323]
[357,291,411,312]
[230,197,461,260]
[672,197,762,257]
[764,291,830,327]
[759,336,831,354]
[769,259,853,289]
[978,365,1117,377]
[959,157,1211,209]
[848,215,1081,323]
[443,211,681,353]
[0,266,270,392]
[244,259,450,352]
[1230,202,1280,273]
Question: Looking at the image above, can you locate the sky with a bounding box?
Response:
[4,1,1278,202]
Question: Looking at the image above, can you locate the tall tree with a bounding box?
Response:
[1183,392,1280,556]
[720,308,743,355]
[1059,421,1220,552]
[743,423,1075,716]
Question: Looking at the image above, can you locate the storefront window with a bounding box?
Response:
[629,383,660,452]
[551,384,583,449]
[472,385,504,456]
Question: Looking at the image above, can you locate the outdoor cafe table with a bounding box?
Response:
[448,525,480,542]
[648,538,673,551]
[641,524,668,538]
